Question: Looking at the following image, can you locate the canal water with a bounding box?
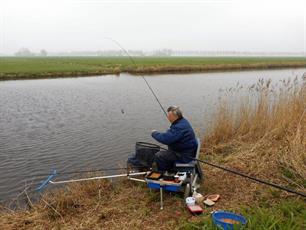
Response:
[0,68,305,203]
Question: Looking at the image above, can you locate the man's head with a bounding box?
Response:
[167,106,183,123]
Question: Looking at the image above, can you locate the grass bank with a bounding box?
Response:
[0,56,305,80]
[0,76,305,229]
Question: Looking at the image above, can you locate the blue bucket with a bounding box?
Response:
[212,211,247,230]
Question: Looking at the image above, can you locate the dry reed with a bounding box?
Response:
[203,74,306,191]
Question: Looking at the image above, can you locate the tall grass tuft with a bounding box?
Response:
[203,74,306,191]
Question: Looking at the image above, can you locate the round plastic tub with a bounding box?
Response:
[212,210,247,230]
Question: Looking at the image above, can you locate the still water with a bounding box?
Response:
[0,68,305,202]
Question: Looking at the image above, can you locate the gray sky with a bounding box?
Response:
[1,0,305,54]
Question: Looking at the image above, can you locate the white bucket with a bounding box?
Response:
[185,197,196,206]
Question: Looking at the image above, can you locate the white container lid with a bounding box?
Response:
[185,196,196,206]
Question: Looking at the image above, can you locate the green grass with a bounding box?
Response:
[0,56,305,80]
[178,199,306,230]
[242,200,306,230]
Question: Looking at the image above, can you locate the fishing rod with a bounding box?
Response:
[33,166,145,190]
[104,37,168,117]
[137,143,306,198]
[35,169,148,192]
[26,166,142,178]
[195,158,306,198]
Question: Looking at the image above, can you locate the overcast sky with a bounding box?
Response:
[0,0,305,54]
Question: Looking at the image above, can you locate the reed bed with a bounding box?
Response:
[203,75,306,192]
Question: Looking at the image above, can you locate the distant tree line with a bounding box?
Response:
[13,48,305,57]
[13,48,174,57]
[15,48,47,57]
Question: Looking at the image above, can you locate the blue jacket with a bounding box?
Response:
[151,117,198,162]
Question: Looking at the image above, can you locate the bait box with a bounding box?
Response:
[146,179,183,192]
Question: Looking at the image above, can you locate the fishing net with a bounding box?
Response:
[127,142,160,169]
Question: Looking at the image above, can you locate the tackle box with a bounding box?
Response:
[146,178,183,192]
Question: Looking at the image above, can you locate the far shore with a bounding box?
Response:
[0,56,305,81]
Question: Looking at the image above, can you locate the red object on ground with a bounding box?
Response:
[187,205,203,214]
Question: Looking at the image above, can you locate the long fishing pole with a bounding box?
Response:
[138,143,306,198]
[26,166,141,178]
[105,37,168,117]
[196,158,306,198]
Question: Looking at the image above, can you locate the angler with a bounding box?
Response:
[151,106,198,171]
[127,106,198,171]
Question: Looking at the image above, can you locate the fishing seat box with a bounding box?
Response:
[146,179,183,192]
[175,138,203,179]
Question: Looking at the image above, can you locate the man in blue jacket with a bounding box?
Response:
[151,106,198,171]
